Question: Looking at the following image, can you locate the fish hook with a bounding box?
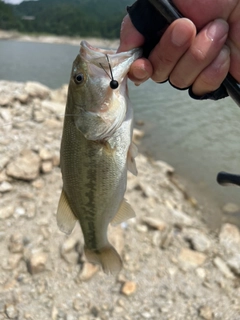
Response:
[99,54,119,90]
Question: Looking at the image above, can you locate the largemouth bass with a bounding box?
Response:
[57,41,142,274]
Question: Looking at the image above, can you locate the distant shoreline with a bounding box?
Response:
[0,29,120,49]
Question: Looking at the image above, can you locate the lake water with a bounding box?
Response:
[1,40,240,227]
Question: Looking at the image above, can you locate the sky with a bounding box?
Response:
[3,0,24,3]
[3,0,38,4]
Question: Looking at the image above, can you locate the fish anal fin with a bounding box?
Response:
[57,189,77,235]
[84,244,122,275]
[127,142,138,176]
[111,199,135,226]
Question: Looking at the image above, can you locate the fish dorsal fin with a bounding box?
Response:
[111,199,135,226]
[127,142,138,176]
[57,190,77,235]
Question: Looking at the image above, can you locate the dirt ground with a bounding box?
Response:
[0,80,240,320]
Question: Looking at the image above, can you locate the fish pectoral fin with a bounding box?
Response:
[57,190,77,235]
[111,199,135,226]
[127,142,138,176]
[103,140,116,154]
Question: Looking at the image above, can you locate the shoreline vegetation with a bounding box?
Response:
[0,80,240,318]
[0,29,120,48]
[0,0,130,39]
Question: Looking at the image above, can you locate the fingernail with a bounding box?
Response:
[133,67,148,80]
[212,45,230,69]
[171,23,192,46]
[207,19,229,41]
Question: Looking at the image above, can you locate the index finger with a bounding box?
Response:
[117,15,153,84]
[117,15,145,52]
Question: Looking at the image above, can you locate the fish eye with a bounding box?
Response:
[74,73,84,84]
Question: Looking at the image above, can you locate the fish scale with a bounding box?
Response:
[56,41,141,274]
[60,114,127,258]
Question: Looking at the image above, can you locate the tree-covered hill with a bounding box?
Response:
[0,0,135,38]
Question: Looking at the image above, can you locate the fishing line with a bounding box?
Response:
[99,62,111,79]
[99,54,119,90]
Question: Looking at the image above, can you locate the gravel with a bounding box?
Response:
[0,80,240,319]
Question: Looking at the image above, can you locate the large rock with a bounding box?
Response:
[132,128,144,145]
[27,251,48,274]
[154,160,175,175]
[121,281,137,296]
[0,94,12,106]
[142,216,168,231]
[184,229,211,252]
[178,248,207,267]
[219,223,240,255]
[222,202,239,214]
[4,304,18,319]
[24,81,50,99]
[78,262,98,281]
[6,150,41,181]
[0,156,10,171]
[39,148,52,161]
[41,161,53,174]
[226,254,240,276]
[50,84,68,103]
[0,205,14,219]
[41,100,65,116]
[213,257,235,279]
[8,233,24,253]
[170,209,194,227]
[0,109,12,126]
[0,181,13,193]
[199,306,213,320]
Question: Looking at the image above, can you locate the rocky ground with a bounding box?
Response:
[0,80,240,320]
[0,30,119,49]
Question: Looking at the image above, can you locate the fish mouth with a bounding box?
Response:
[80,41,142,70]
[80,40,116,55]
[79,41,142,103]
[80,41,116,66]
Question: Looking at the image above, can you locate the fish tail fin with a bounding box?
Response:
[84,244,122,275]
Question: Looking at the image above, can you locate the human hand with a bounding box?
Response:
[118,0,240,96]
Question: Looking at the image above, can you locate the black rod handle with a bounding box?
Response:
[217,172,240,187]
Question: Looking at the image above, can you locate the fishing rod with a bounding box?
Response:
[128,0,240,188]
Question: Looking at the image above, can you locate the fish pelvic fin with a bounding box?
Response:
[57,189,77,235]
[127,142,138,176]
[111,198,135,226]
[84,244,122,275]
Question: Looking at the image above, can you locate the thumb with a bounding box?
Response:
[117,14,145,53]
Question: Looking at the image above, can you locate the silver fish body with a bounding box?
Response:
[57,41,141,274]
